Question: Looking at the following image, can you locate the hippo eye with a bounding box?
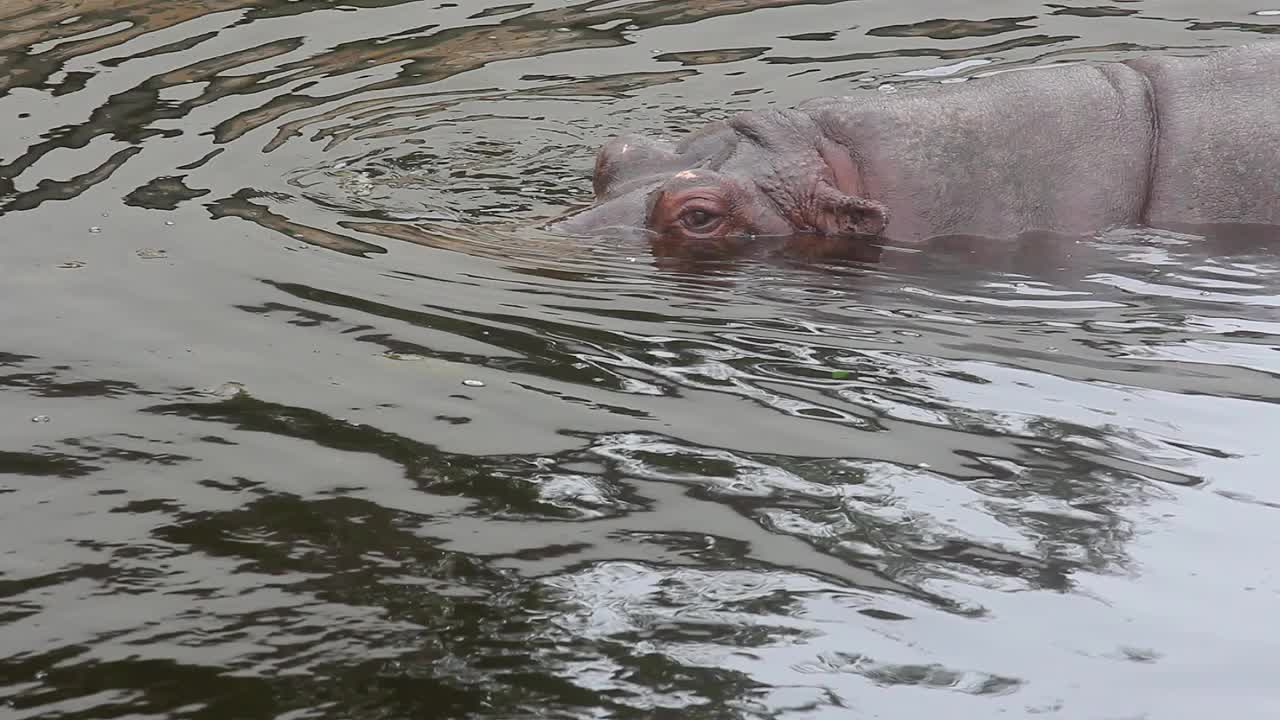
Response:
[679,208,721,232]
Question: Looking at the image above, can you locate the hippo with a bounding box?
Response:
[550,42,1280,257]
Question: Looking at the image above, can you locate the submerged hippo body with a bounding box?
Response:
[552,42,1280,255]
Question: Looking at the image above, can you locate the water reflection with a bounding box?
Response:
[3,0,1280,718]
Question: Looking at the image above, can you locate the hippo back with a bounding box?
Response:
[1127,42,1280,226]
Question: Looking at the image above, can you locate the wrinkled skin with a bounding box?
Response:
[550,42,1280,258]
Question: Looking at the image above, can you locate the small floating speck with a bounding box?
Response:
[462,379,486,387]
[831,369,850,380]
[136,248,167,259]
[88,226,101,233]
[164,220,175,226]
[31,415,50,423]
[57,260,85,269]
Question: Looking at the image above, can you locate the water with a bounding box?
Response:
[2,1,1279,718]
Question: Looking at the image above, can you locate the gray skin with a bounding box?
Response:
[550,42,1280,257]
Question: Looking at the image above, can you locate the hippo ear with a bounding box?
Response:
[812,184,889,237]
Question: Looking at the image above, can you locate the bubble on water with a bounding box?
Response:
[88,226,101,233]
[462,379,486,387]
[205,382,245,398]
[165,220,175,226]
[31,415,50,423]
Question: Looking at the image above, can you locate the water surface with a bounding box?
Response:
[2,1,1279,718]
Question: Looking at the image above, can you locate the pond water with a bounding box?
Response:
[2,1,1279,718]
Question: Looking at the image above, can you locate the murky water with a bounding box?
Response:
[2,1,1279,717]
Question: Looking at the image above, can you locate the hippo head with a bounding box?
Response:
[549,109,889,256]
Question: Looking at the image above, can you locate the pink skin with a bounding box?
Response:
[552,111,894,257]
[643,150,889,256]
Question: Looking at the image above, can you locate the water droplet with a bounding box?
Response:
[88,226,101,233]
[462,379,485,387]
[31,415,50,423]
